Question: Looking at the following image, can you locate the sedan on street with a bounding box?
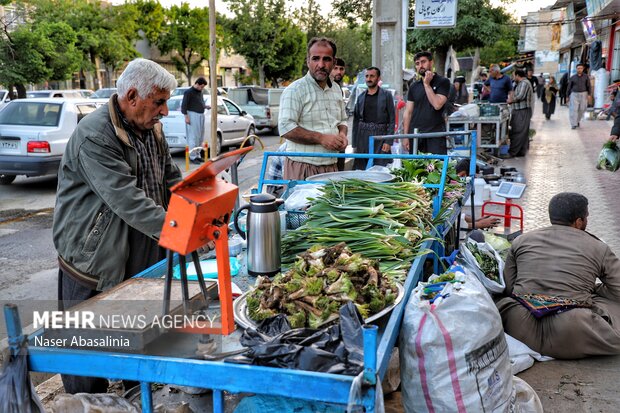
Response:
[161,96,255,155]
[0,98,98,184]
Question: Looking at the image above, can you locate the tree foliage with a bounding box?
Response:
[225,0,305,87]
[156,4,210,85]
[478,26,520,67]
[324,24,372,81]
[0,15,80,96]
[407,0,514,74]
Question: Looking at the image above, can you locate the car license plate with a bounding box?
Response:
[0,140,18,150]
[167,137,178,144]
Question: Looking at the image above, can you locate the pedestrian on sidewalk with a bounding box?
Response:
[495,192,620,359]
[559,72,569,106]
[542,76,558,120]
[505,69,532,158]
[181,77,207,155]
[402,51,451,154]
[567,63,591,129]
[53,58,181,393]
[352,66,395,169]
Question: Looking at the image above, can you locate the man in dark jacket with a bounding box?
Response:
[53,58,182,393]
[352,66,395,169]
[182,77,207,158]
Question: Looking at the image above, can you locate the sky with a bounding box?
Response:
[132,0,559,19]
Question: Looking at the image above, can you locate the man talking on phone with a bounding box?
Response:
[402,51,451,154]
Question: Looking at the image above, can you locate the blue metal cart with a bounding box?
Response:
[4,131,477,413]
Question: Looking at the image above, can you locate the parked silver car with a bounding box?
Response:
[160,95,255,155]
[0,98,98,184]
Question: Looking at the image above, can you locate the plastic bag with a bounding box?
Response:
[346,370,384,413]
[505,334,553,375]
[484,232,512,252]
[400,268,515,413]
[458,239,506,294]
[284,184,323,211]
[513,376,544,413]
[226,302,364,375]
[0,339,45,413]
[596,142,620,172]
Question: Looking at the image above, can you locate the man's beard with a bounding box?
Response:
[418,68,426,77]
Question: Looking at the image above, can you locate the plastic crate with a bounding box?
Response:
[286,209,308,230]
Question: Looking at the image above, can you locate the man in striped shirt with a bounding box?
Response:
[279,37,348,180]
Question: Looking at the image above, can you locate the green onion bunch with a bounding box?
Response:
[282,179,437,281]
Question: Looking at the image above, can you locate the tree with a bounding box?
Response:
[407,0,514,75]
[156,4,210,85]
[333,0,372,27]
[263,22,305,86]
[478,26,520,67]
[226,0,303,86]
[325,24,372,82]
[0,21,80,97]
[28,0,141,89]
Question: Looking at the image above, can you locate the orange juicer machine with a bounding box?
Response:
[158,146,252,335]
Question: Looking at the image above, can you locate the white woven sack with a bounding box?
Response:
[400,269,515,413]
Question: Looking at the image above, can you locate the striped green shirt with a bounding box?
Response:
[279,72,347,165]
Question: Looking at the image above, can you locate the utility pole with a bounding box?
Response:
[372,0,408,98]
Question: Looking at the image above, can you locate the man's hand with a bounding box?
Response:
[320,134,348,151]
[185,114,190,125]
[423,71,434,87]
[381,143,391,153]
[402,139,410,152]
[611,135,619,142]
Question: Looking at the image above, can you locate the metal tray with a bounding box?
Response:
[306,170,395,183]
[233,281,404,332]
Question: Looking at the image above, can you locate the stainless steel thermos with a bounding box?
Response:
[234,194,284,277]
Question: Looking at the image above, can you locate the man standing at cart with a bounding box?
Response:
[567,63,591,129]
[279,37,348,180]
[331,58,348,171]
[485,64,513,104]
[352,66,395,169]
[402,51,451,154]
[53,58,181,393]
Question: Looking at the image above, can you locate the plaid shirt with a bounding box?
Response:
[512,79,532,111]
[114,99,165,207]
[279,72,347,165]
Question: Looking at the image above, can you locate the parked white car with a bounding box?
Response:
[161,95,255,155]
[0,98,99,184]
[26,90,83,99]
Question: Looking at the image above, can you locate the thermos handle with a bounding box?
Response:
[233,205,250,240]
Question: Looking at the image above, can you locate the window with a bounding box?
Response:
[0,102,63,126]
[217,104,227,115]
[224,100,241,116]
[76,104,98,123]
[167,99,182,111]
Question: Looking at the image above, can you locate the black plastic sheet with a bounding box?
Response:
[227,302,365,375]
[0,338,45,413]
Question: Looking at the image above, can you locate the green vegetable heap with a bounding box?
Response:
[283,179,435,282]
[392,157,466,209]
[469,243,499,282]
[247,243,397,329]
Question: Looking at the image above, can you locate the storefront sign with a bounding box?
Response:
[414,0,458,29]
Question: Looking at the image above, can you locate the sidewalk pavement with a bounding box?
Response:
[499,104,620,412]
